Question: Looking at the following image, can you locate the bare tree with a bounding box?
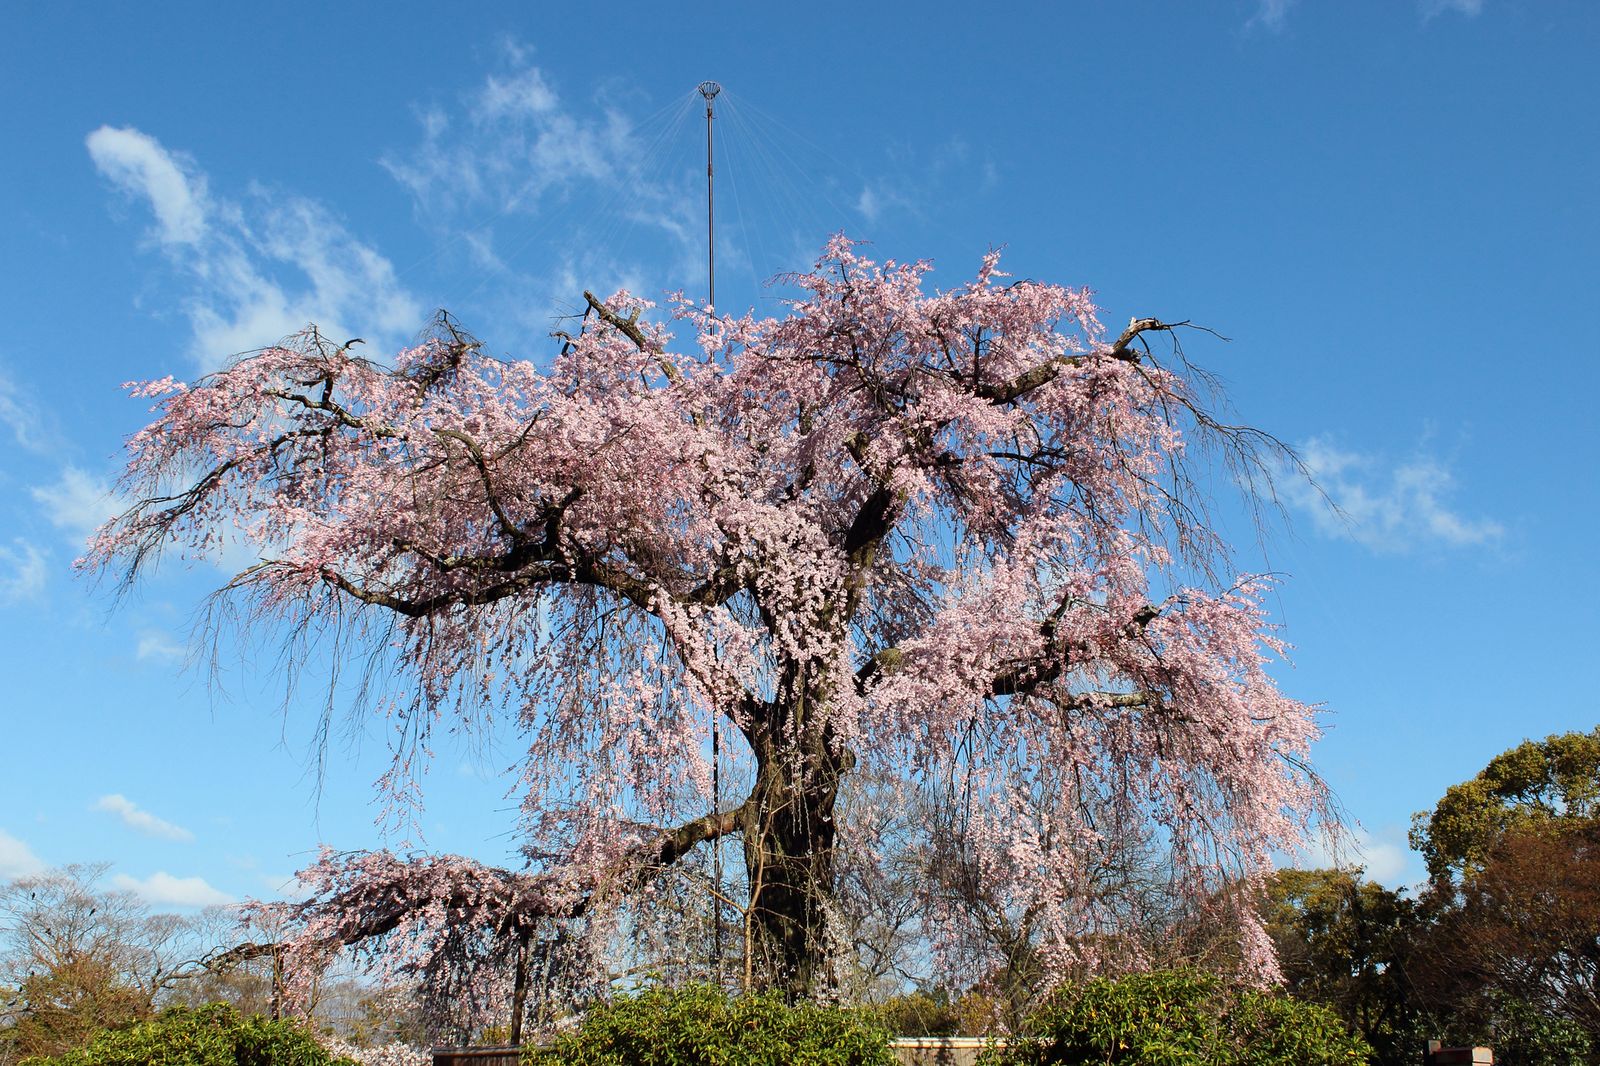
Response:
[0,865,192,1063]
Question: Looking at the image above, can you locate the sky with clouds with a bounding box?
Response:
[1,0,1595,908]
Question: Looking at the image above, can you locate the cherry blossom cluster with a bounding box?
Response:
[321,1038,431,1066]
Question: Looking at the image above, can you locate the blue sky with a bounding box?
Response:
[1,0,1596,909]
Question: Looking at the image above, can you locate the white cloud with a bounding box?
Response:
[112,871,232,908]
[856,186,880,224]
[32,466,121,547]
[479,65,560,121]
[378,50,708,338]
[0,538,47,604]
[1248,0,1298,31]
[854,181,918,227]
[86,126,209,246]
[0,368,51,454]
[94,793,195,843]
[87,126,421,369]
[385,62,637,220]
[1294,823,1416,887]
[136,629,186,664]
[1279,436,1503,552]
[32,460,258,576]
[1421,0,1484,18]
[0,828,46,880]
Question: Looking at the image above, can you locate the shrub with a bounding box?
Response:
[875,990,961,1037]
[874,990,1003,1037]
[982,970,1370,1066]
[523,983,893,1066]
[19,1002,357,1066]
[1227,990,1373,1066]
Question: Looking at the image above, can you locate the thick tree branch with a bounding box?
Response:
[642,801,750,875]
[838,432,908,621]
[975,317,1173,405]
[989,602,1161,697]
[432,427,521,542]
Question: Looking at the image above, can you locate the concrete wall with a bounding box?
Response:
[437,1036,1010,1065]
[890,1036,1008,1066]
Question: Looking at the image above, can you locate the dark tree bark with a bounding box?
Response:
[741,715,848,999]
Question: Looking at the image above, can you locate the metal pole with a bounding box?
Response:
[696,78,723,982]
[700,81,719,313]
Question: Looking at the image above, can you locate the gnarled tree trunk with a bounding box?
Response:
[740,692,849,999]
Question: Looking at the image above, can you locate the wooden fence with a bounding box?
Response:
[431,1048,522,1066]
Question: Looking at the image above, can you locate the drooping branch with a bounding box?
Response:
[208,800,752,978]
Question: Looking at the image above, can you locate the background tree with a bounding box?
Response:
[89,238,1326,1003]
[1261,868,1423,1066]
[0,866,191,1064]
[1410,727,1600,885]
[1408,729,1600,1066]
[1424,824,1599,1061]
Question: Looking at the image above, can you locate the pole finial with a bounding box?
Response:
[697,80,721,102]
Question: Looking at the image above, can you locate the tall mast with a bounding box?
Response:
[696,78,724,982]
[699,81,720,313]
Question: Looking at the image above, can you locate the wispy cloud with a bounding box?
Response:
[384,57,639,222]
[32,465,120,548]
[86,126,208,247]
[1248,0,1298,31]
[380,47,706,339]
[111,871,232,907]
[0,828,46,879]
[1421,0,1485,19]
[136,629,186,664]
[1279,436,1503,552]
[32,450,258,575]
[1295,823,1417,887]
[87,125,422,369]
[0,539,47,604]
[855,183,915,226]
[94,793,195,843]
[0,367,52,454]
[840,135,994,235]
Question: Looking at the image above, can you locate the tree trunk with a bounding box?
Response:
[509,928,529,1045]
[741,725,845,1000]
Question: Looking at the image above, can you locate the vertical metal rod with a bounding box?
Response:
[705,92,717,312]
[697,78,723,982]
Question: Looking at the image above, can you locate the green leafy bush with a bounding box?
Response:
[523,983,892,1066]
[874,990,962,1037]
[1226,990,1373,1066]
[982,970,1370,1066]
[1449,994,1594,1066]
[20,1002,356,1066]
[873,989,1003,1037]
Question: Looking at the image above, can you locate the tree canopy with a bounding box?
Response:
[1410,728,1600,884]
[89,238,1325,1010]
[0,865,229,1065]
[1406,729,1600,1061]
[1261,869,1421,1065]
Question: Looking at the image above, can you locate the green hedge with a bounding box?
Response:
[982,970,1370,1066]
[524,984,893,1066]
[19,1003,356,1066]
